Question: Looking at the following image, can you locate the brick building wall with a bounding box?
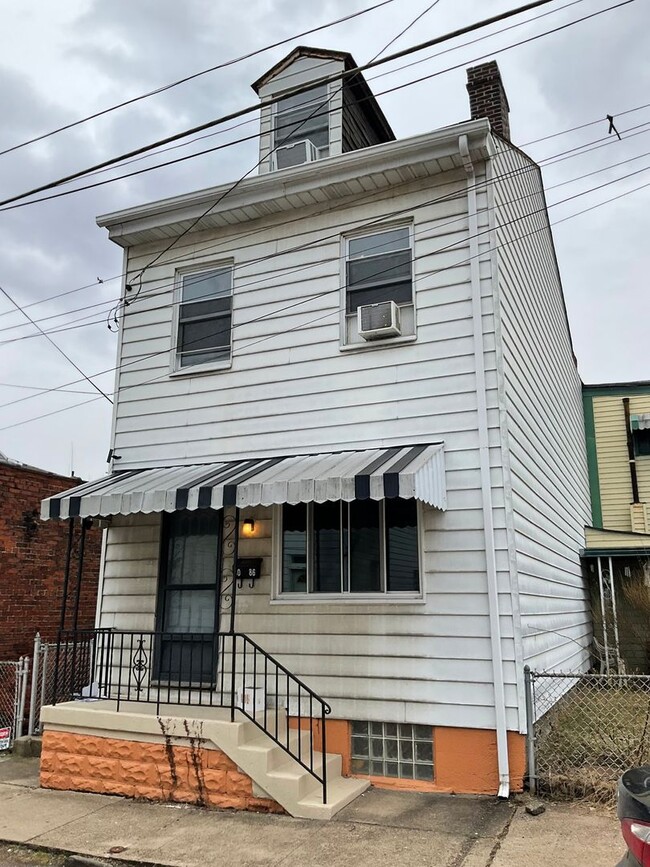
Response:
[0,460,101,660]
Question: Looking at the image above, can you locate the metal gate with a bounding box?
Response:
[0,658,29,749]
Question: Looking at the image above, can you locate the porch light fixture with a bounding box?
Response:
[242,518,256,537]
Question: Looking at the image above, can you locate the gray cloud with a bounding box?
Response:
[1,0,649,477]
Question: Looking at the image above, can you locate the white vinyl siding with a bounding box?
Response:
[105,163,520,731]
[491,139,592,676]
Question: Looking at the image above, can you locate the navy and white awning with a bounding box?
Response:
[41,444,446,519]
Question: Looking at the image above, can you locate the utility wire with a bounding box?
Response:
[3,112,648,342]
[3,141,650,346]
[3,90,650,328]
[2,170,648,434]
[0,0,599,210]
[0,0,630,215]
[0,0,401,158]
[0,286,113,404]
[3,0,582,197]
[2,147,648,415]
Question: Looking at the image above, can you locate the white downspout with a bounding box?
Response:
[459,134,510,798]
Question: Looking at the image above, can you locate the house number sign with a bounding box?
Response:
[235,558,262,588]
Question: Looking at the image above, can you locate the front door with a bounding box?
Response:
[156,509,221,683]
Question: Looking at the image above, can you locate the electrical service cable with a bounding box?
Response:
[0,286,113,404]
[2,118,649,347]
[2,170,647,434]
[4,0,585,198]
[2,93,649,331]
[0,0,632,215]
[2,149,649,418]
[3,114,649,344]
[0,0,403,158]
[0,0,603,210]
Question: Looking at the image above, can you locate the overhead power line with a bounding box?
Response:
[0,0,635,218]
[0,0,608,210]
[3,89,650,329]
[2,169,648,434]
[2,145,648,416]
[0,286,113,404]
[0,0,402,159]
[1,0,582,200]
[2,115,649,345]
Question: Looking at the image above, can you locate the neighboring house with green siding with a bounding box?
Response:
[582,381,650,673]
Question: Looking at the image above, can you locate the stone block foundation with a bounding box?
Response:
[40,730,283,813]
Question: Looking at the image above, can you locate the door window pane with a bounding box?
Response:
[282,503,307,592]
[313,501,341,592]
[164,588,216,633]
[167,511,220,585]
[386,498,419,592]
[349,500,381,592]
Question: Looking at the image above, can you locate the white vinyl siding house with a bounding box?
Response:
[41,52,591,802]
[94,143,520,731]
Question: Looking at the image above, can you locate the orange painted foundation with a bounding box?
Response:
[290,718,525,796]
[40,731,283,813]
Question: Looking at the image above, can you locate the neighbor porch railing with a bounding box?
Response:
[52,628,331,803]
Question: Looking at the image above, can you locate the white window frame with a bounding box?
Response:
[271,499,425,604]
[339,222,417,350]
[271,82,331,165]
[170,262,234,376]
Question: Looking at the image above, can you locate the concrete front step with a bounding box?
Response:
[40,701,369,819]
[296,776,371,820]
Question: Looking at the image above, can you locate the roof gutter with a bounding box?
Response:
[96,119,490,240]
[459,133,510,799]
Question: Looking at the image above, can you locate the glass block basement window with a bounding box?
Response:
[350,721,434,780]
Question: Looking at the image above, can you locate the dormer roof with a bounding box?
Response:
[251,45,395,144]
[251,46,352,93]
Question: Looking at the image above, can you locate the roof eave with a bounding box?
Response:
[97,119,491,246]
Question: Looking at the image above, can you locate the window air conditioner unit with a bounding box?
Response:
[357,300,402,341]
[275,139,318,170]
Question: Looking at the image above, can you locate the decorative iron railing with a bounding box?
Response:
[52,628,331,803]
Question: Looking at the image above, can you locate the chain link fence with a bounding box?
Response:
[526,668,650,804]
[0,659,29,750]
[27,633,95,735]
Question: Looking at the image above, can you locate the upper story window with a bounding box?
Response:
[280,498,420,597]
[631,414,650,456]
[343,225,415,347]
[176,266,233,370]
[274,84,330,168]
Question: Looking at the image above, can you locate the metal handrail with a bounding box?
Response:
[52,628,331,804]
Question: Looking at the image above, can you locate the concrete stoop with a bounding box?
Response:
[40,701,369,820]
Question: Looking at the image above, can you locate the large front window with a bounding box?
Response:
[281,499,419,596]
[176,266,232,369]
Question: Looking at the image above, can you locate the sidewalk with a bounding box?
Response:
[0,756,623,866]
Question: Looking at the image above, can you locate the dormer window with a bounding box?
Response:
[273,83,330,169]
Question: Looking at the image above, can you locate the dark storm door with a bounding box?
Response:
[156,509,222,684]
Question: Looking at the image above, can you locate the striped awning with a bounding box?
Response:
[41,444,446,519]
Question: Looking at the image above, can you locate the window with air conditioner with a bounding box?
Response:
[174,265,233,371]
[343,226,415,347]
[273,83,329,168]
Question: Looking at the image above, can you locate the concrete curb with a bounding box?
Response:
[0,840,167,867]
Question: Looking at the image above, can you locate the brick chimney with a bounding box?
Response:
[466,61,510,140]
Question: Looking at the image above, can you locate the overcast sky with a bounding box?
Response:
[0,0,648,480]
